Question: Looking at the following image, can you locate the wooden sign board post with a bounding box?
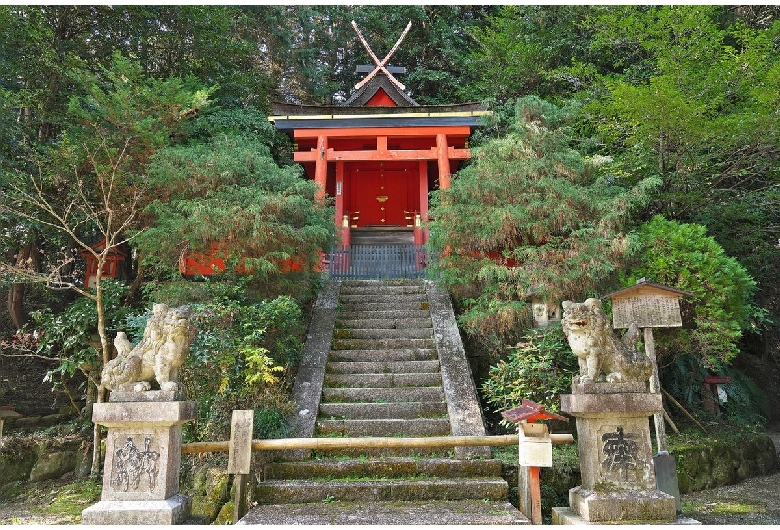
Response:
[227,410,254,523]
[604,280,692,513]
[604,279,692,450]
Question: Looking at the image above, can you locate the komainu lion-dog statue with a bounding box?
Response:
[561,298,652,385]
[102,304,195,393]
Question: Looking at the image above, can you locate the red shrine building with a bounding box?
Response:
[269,22,489,263]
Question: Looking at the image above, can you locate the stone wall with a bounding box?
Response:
[0,434,91,492]
[674,433,778,494]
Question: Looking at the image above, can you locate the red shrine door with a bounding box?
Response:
[348,162,417,227]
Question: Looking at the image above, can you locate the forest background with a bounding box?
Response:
[1,6,779,461]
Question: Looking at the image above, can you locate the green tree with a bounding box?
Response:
[428,97,659,353]
[1,53,210,474]
[623,216,756,367]
[133,108,335,299]
[583,6,780,357]
[465,5,597,102]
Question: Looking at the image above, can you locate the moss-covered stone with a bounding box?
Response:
[0,452,36,486]
[29,451,78,482]
[214,500,235,525]
[191,495,223,523]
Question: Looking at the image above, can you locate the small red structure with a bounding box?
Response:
[702,375,732,416]
[269,21,488,251]
[79,238,127,289]
[502,400,567,525]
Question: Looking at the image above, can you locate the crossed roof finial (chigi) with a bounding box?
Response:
[351,20,411,91]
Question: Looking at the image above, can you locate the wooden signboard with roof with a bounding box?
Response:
[606,279,693,330]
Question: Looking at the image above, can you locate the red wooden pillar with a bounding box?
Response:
[335,161,349,248]
[418,160,428,245]
[314,135,328,203]
[436,133,451,190]
[436,133,452,256]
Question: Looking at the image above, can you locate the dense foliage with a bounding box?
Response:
[1,5,778,438]
[429,97,657,353]
[623,216,756,366]
[481,326,578,423]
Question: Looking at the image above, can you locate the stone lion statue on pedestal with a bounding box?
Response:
[101,304,195,393]
[561,298,652,385]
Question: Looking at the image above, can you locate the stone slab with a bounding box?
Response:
[426,280,490,459]
[109,389,184,402]
[285,279,340,461]
[569,485,677,522]
[562,391,663,416]
[552,507,700,525]
[238,499,529,525]
[654,451,681,512]
[92,400,197,427]
[81,493,192,525]
[571,382,649,394]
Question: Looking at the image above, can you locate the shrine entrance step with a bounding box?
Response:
[350,226,414,245]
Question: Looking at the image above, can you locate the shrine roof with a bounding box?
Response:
[344,73,418,107]
[603,279,694,299]
[269,101,490,132]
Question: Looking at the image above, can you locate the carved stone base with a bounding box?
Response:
[81,494,192,525]
[568,486,676,522]
[552,507,700,525]
[81,400,196,525]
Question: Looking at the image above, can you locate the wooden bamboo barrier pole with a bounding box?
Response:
[182,433,574,455]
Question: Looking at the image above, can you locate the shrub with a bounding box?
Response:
[129,282,303,442]
[481,325,578,426]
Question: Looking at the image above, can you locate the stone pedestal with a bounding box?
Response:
[554,383,677,524]
[82,398,197,525]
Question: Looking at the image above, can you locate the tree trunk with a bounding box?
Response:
[7,283,26,330]
[90,254,110,477]
[6,239,40,330]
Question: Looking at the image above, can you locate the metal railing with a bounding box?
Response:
[327,244,428,279]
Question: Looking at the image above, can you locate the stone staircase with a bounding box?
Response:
[239,280,527,525]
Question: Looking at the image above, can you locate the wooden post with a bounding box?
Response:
[314,135,328,203]
[436,134,451,190]
[418,160,428,244]
[227,410,254,524]
[643,327,666,452]
[529,466,542,525]
[335,161,345,228]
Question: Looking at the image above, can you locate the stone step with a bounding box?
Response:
[336,317,433,329]
[318,401,447,420]
[316,418,451,437]
[339,283,426,295]
[324,372,443,388]
[339,293,428,310]
[321,387,444,404]
[338,301,430,313]
[238,499,528,525]
[338,309,431,320]
[325,360,440,375]
[328,348,437,362]
[260,457,504,481]
[252,477,507,505]
[334,328,432,340]
[332,337,435,350]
